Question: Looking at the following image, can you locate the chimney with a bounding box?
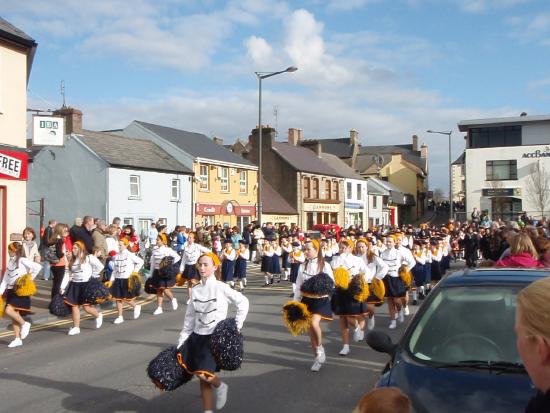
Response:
[412,135,418,152]
[248,126,276,149]
[420,143,428,158]
[350,129,358,145]
[288,128,302,146]
[53,107,82,134]
[315,142,322,157]
[213,137,224,145]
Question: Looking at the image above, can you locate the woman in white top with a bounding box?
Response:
[0,242,42,348]
[293,239,334,372]
[356,238,389,333]
[60,240,105,336]
[150,234,181,315]
[380,236,407,330]
[177,252,249,413]
[109,238,144,324]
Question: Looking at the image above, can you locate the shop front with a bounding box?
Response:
[303,201,341,230]
[195,202,256,229]
[262,214,299,227]
[345,202,365,228]
[480,188,522,222]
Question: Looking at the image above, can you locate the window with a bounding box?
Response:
[357,183,362,201]
[240,171,247,193]
[470,126,521,148]
[157,218,167,226]
[332,181,339,201]
[303,177,311,198]
[486,160,517,181]
[171,179,180,201]
[138,219,152,239]
[129,175,140,198]
[325,180,332,200]
[220,167,229,192]
[347,182,352,199]
[372,196,378,209]
[312,178,319,199]
[200,165,209,190]
[123,218,134,226]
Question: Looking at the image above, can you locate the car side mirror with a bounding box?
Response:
[366,331,398,356]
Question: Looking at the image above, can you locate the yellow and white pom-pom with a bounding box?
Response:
[0,296,4,317]
[128,272,142,291]
[175,273,185,287]
[282,301,312,336]
[15,274,37,297]
[371,278,386,301]
[399,265,412,287]
[104,280,113,289]
[333,267,351,290]
[351,275,370,302]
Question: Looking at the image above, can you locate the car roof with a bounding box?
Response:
[440,268,550,287]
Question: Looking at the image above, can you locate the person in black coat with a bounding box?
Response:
[461,227,480,268]
[70,216,95,254]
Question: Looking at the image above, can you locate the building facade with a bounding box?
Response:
[459,114,550,221]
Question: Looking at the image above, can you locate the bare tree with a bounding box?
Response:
[433,188,444,203]
[525,160,550,219]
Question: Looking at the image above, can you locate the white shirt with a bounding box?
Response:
[359,254,389,283]
[380,248,406,278]
[111,250,144,280]
[397,245,416,270]
[331,252,367,276]
[222,248,237,261]
[105,237,119,255]
[178,276,249,346]
[290,249,305,264]
[61,255,104,289]
[180,243,210,267]
[293,258,334,301]
[150,245,181,270]
[236,247,250,261]
[0,256,42,294]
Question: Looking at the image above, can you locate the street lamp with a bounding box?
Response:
[426,129,453,221]
[255,66,298,226]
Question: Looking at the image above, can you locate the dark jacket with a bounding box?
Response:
[525,391,550,413]
[70,225,94,253]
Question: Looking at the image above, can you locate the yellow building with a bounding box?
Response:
[0,18,36,269]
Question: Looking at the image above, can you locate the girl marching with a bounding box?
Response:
[108,238,145,324]
[234,239,249,291]
[150,234,181,315]
[61,241,105,336]
[280,237,292,281]
[289,241,305,296]
[410,243,427,305]
[261,238,274,286]
[380,236,408,330]
[179,232,210,296]
[221,239,236,288]
[271,239,282,283]
[0,242,42,348]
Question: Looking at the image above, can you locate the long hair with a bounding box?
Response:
[69,240,88,268]
[510,232,538,259]
[49,223,66,245]
[8,242,23,267]
[305,239,325,274]
[517,276,550,340]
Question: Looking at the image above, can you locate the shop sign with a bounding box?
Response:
[0,150,28,180]
[195,203,221,215]
[482,188,521,197]
[522,147,550,158]
[345,202,363,210]
[236,206,256,216]
[304,202,340,212]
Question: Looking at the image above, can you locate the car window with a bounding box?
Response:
[407,286,521,364]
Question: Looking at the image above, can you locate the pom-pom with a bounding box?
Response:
[282,301,312,336]
[159,256,178,279]
[0,296,4,317]
[83,278,111,305]
[370,278,386,301]
[104,281,113,289]
[128,272,142,296]
[175,273,185,287]
[144,278,156,294]
[210,318,244,371]
[399,265,412,287]
[15,274,36,297]
[333,267,350,290]
[147,346,192,391]
[49,293,71,316]
[300,272,334,296]
[348,275,369,302]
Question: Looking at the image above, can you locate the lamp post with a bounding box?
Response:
[427,129,453,221]
[255,66,298,226]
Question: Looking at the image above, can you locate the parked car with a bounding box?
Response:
[366,268,550,413]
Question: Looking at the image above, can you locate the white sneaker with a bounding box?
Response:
[8,338,23,348]
[388,320,397,329]
[186,298,191,305]
[21,322,31,340]
[96,313,103,329]
[153,307,163,316]
[68,327,81,336]
[394,312,399,320]
[398,309,405,323]
[215,382,228,410]
[172,298,178,310]
[367,316,375,331]
[353,326,363,342]
[133,304,142,319]
[113,316,124,324]
[339,344,350,356]
[316,345,326,363]
[403,306,410,316]
[310,360,322,372]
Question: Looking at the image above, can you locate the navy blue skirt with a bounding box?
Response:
[64,281,88,306]
[281,251,290,269]
[183,264,199,281]
[271,255,281,274]
[290,263,300,283]
[234,257,247,279]
[111,278,138,301]
[331,288,368,316]
[261,255,273,273]
[151,269,176,289]
[425,263,432,283]
[177,332,219,377]
[302,296,332,320]
[384,276,406,298]
[221,260,235,282]
[431,261,442,281]
[412,263,426,286]
[6,288,31,313]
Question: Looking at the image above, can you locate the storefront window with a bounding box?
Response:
[303,177,311,198]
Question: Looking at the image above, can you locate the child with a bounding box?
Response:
[271,239,282,283]
[213,235,222,258]
[234,239,250,291]
[289,241,305,296]
[221,239,236,288]
[261,238,274,286]
[280,237,292,281]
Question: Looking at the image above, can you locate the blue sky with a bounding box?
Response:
[4,0,550,194]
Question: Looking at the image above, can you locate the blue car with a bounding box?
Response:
[367,268,550,413]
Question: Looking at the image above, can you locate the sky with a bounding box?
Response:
[4,0,550,195]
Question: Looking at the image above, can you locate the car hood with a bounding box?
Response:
[389,355,537,413]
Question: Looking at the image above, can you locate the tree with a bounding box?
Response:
[433,188,445,203]
[525,160,550,219]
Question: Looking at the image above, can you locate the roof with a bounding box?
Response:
[320,152,363,180]
[368,178,407,204]
[0,17,36,47]
[272,142,343,177]
[458,114,550,132]
[262,179,298,215]
[367,179,389,195]
[359,145,427,175]
[313,138,355,158]
[77,130,193,174]
[452,152,465,165]
[134,121,255,167]
[441,268,550,287]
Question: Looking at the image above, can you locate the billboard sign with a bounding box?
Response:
[33,116,64,146]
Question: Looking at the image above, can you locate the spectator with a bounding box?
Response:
[494,233,544,268]
[535,237,550,268]
[353,387,411,413]
[92,219,108,263]
[48,223,70,298]
[70,216,95,254]
[21,226,41,263]
[40,219,57,280]
[148,222,158,247]
[112,217,121,228]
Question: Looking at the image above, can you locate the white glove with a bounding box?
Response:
[60,288,65,295]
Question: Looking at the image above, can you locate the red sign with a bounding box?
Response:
[195,203,221,215]
[236,206,256,216]
[0,150,28,181]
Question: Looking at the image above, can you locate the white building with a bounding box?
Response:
[459,114,550,221]
[367,178,392,226]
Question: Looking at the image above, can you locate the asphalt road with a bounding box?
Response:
[0,263,432,413]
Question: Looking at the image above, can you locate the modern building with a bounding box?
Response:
[115,121,258,228]
[0,18,36,270]
[28,110,193,233]
[458,114,550,221]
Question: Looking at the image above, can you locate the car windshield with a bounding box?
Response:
[407,286,521,365]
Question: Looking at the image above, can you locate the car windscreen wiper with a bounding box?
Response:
[436,360,526,374]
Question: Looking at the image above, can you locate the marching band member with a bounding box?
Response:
[261,238,274,286]
[234,239,250,291]
[410,243,427,305]
[0,242,42,348]
[272,239,282,283]
[380,236,408,330]
[221,239,237,288]
[180,232,210,288]
[395,234,416,317]
[280,237,292,281]
[289,241,305,296]
[150,234,181,315]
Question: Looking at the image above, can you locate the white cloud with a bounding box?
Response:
[325,0,381,12]
[508,11,550,46]
[458,0,534,13]
[246,36,274,65]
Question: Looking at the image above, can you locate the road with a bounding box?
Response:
[0,262,456,413]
